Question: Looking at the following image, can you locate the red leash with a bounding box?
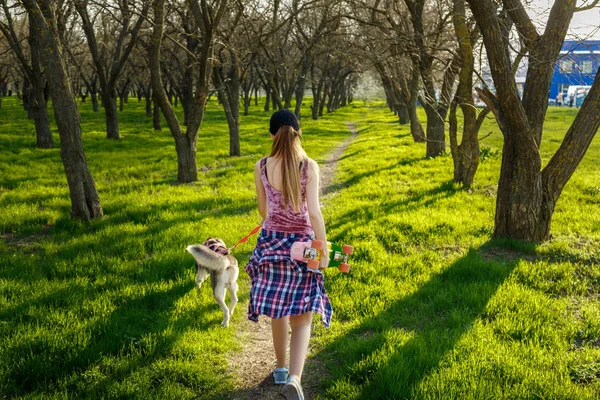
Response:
[229,225,262,252]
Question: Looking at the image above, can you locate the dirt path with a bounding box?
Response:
[319,122,359,192]
[224,122,359,400]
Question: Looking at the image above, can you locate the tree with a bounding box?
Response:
[466,0,600,241]
[247,0,293,112]
[0,34,11,107]
[67,43,101,112]
[150,0,227,183]
[290,0,342,119]
[157,3,200,128]
[213,0,245,157]
[213,44,242,157]
[366,0,426,141]
[21,0,102,220]
[74,0,149,139]
[0,0,53,148]
[404,0,457,157]
[448,0,488,186]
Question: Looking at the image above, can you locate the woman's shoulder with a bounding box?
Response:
[304,157,318,170]
[254,157,266,172]
[304,157,319,179]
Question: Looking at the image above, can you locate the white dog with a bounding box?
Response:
[186,238,239,327]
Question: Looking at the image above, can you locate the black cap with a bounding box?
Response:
[269,109,300,134]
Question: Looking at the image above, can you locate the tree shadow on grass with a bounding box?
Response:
[311,242,518,399]
[326,180,463,239]
[323,158,423,196]
[0,196,256,269]
[2,279,221,397]
[337,150,360,163]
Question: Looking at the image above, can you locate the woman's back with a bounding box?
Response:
[261,156,313,234]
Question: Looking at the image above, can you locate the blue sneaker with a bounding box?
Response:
[273,367,288,385]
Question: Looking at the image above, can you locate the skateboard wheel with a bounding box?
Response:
[307,259,320,270]
[342,245,354,255]
[311,239,324,250]
[339,263,350,273]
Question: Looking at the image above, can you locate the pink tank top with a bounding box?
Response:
[261,157,313,234]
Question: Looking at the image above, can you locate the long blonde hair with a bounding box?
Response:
[269,125,307,213]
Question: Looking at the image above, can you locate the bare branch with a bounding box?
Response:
[575,0,600,12]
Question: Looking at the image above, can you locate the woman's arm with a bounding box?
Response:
[254,160,267,220]
[306,159,329,269]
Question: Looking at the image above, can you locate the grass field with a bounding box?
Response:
[1,96,599,399]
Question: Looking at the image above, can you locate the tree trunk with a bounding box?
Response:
[493,127,546,240]
[422,104,446,157]
[269,76,283,110]
[264,88,271,112]
[283,81,293,109]
[90,90,99,112]
[153,94,161,131]
[28,19,53,149]
[294,62,310,119]
[311,84,320,120]
[407,65,425,142]
[242,87,250,116]
[214,61,241,157]
[182,64,194,126]
[228,114,241,156]
[145,85,152,117]
[318,91,326,117]
[408,98,425,142]
[398,104,409,125]
[243,97,250,116]
[22,79,31,117]
[102,90,119,139]
[23,0,102,220]
[294,76,305,120]
[311,65,322,120]
[30,84,53,149]
[174,135,198,182]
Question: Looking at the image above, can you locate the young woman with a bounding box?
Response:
[245,109,332,400]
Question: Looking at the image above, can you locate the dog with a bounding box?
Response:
[186,238,239,327]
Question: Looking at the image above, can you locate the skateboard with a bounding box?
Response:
[290,239,354,273]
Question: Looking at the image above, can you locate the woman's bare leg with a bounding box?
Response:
[271,316,289,368]
[288,312,313,381]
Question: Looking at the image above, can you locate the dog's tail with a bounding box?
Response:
[186,245,229,271]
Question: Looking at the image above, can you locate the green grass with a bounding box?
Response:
[0,96,353,398]
[1,97,600,399]
[312,104,600,399]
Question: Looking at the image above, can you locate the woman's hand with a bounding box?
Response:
[319,245,329,269]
